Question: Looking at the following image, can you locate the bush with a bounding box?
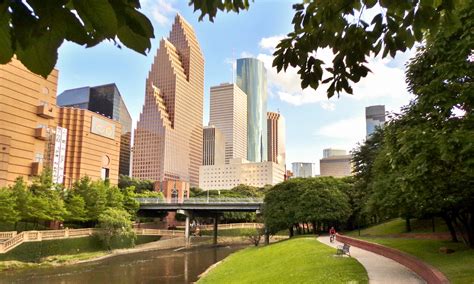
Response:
[97,208,136,250]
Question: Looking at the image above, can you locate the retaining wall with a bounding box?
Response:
[336,234,449,284]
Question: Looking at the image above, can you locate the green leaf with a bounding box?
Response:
[117,25,150,55]
[0,4,13,64]
[73,0,118,38]
[16,30,64,78]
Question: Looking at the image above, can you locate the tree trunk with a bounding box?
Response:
[405,217,411,232]
[432,217,436,233]
[289,226,294,238]
[312,221,317,235]
[442,214,458,242]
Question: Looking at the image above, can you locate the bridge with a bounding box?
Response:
[137,197,265,246]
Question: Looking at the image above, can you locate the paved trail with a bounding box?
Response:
[318,236,425,284]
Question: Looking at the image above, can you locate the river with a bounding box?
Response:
[0,245,244,284]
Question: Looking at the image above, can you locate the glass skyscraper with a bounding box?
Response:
[365,105,386,137]
[236,58,268,162]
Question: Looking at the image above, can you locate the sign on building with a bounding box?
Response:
[52,126,67,184]
[91,116,115,139]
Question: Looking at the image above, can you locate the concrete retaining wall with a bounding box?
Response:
[336,234,449,284]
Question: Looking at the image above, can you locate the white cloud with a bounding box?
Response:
[259,35,284,52]
[257,34,415,108]
[144,0,178,26]
[315,116,366,150]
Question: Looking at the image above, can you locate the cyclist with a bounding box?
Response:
[329,226,336,242]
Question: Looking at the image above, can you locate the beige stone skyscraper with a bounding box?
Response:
[209,83,247,164]
[267,111,286,165]
[132,15,204,186]
[202,126,225,166]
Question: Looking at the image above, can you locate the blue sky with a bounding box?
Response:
[56,0,414,174]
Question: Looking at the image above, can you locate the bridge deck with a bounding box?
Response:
[137,198,264,212]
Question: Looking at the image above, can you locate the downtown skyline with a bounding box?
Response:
[55,1,414,174]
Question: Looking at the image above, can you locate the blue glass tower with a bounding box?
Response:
[236,58,268,162]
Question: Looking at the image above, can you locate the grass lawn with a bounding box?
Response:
[198,237,368,284]
[346,218,447,237]
[359,238,474,284]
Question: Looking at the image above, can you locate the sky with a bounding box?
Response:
[56,0,415,174]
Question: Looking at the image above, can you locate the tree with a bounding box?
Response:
[64,194,87,223]
[121,186,140,219]
[106,186,124,209]
[0,0,154,77]
[243,227,265,246]
[191,0,466,98]
[0,188,20,225]
[73,177,108,223]
[97,208,136,250]
[118,175,154,193]
[10,177,31,227]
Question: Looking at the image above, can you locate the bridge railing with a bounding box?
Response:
[136,197,264,204]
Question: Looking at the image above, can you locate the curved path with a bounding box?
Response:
[318,236,425,284]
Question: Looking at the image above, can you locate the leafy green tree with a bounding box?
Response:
[0,188,20,225]
[64,194,87,223]
[10,177,31,225]
[106,186,124,209]
[121,186,140,219]
[73,177,108,223]
[263,179,303,236]
[191,0,466,98]
[118,175,154,193]
[0,0,154,77]
[97,207,136,250]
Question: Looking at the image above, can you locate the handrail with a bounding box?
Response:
[0,227,182,254]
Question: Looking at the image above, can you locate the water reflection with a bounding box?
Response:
[0,245,243,284]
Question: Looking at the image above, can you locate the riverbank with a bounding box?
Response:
[0,236,182,272]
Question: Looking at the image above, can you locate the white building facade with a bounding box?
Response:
[209,83,247,164]
[199,158,285,190]
[291,162,315,178]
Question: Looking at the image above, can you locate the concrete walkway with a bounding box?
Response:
[318,236,425,284]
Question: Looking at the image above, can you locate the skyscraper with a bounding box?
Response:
[209,83,247,164]
[366,105,385,137]
[291,162,315,178]
[132,15,204,186]
[202,126,225,166]
[236,58,268,162]
[57,83,132,176]
[267,111,286,165]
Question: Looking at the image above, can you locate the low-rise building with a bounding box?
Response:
[199,158,285,190]
[57,107,121,185]
[320,154,352,177]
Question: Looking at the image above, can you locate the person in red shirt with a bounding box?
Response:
[329,226,336,242]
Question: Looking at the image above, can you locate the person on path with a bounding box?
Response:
[329,227,336,242]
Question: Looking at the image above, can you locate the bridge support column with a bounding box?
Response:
[213,215,218,245]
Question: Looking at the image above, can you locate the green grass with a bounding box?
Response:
[198,237,368,284]
[346,218,448,237]
[358,238,474,284]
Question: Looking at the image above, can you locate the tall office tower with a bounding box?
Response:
[57,83,132,176]
[236,58,268,162]
[133,15,204,186]
[209,83,247,164]
[323,148,347,158]
[267,111,286,165]
[291,162,315,178]
[366,105,385,137]
[202,126,225,166]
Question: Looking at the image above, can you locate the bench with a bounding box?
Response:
[336,243,351,256]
